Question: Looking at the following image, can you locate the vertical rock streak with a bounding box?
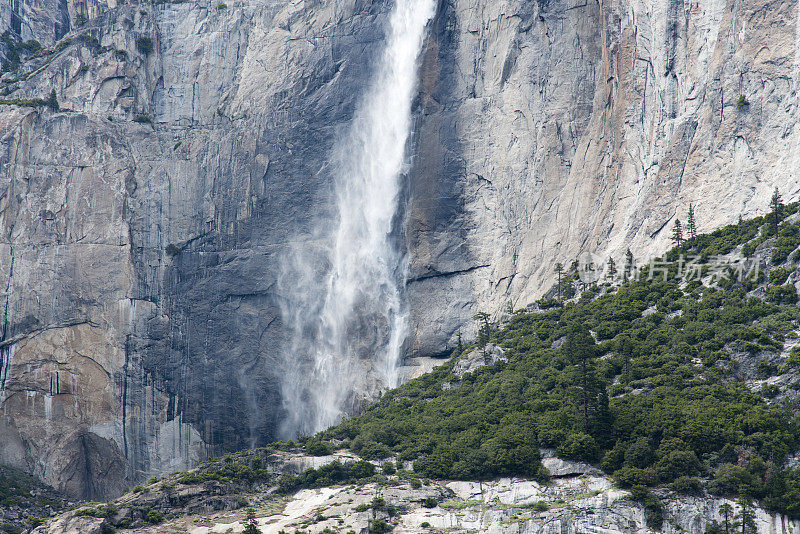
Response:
[279,0,436,437]
[794,0,800,180]
[0,246,14,402]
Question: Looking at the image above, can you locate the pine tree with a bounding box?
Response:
[672,219,684,246]
[473,312,491,355]
[47,88,59,111]
[624,249,635,282]
[243,508,262,534]
[718,502,734,534]
[771,187,783,235]
[687,204,697,240]
[733,498,757,534]
[555,262,564,301]
[564,325,598,432]
[606,257,617,281]
[591,390,613,447]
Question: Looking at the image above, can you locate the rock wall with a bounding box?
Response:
[408,0,800,353]
[1,0,799,499]
[0,0,395,498]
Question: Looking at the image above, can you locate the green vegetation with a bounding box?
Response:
[0,92,58,109]
[1,31,42,72]
[305,440,333,456]
[737,95,750,110]
[0,465,64,510]
[75,503,117,518]
[135,36,154,55]
[323,206,800,521]
[243,507,262,534]
[278,460,375,494]
[175,455,274,485]
[142,508,164,524]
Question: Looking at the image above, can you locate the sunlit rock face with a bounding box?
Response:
[1,0,800,499]
[407,0,800,354]
[0,0,398,498]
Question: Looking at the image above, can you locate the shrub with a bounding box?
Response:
[75,503,117,518]
[358,441,392,460]
[624,438,654,469]
[786,346,800,371]
[305,440,333,456]
[531,500,549,512]
[655,450,700,483]
[671,476,703,495]
[770,268,791,285]
[556,433,598,462]
[368,519,392,534]
[135,36,154,55]
[756,359,778,378]
[614,467,658,488]
[381,462,396,475]
[142,508,164,524]
[709,464,757,496]
[278,460,375,494]
[630,486,663,529]
[422,497,438,508]
[766,284,798,304]
[25,517,44,528]
[761,383,780,398]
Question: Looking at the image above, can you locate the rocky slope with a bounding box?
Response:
[1,0,800,500]
[27,449,800,534]
[0,465,67,533]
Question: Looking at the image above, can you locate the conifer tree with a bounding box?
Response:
[771,187,783,235]
[243,508,262,534]
[47,88,59,111]
[473,312,491,355]
[624,249,635,282]
[606,257,617,281]
[718,502,734,534]
[564,325,598,432]
[687,204,697,240]
[555,262,564,301]
[733,497,757,534]
[672,219,684,246]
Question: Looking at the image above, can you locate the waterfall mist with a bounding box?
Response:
[277,0,436,438]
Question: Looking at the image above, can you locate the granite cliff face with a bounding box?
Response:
[0,0,799,499]
[407,0,800,354]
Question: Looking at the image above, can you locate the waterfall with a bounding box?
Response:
[277,0,436,438]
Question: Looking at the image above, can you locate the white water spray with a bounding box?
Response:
[278,0,436,438]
